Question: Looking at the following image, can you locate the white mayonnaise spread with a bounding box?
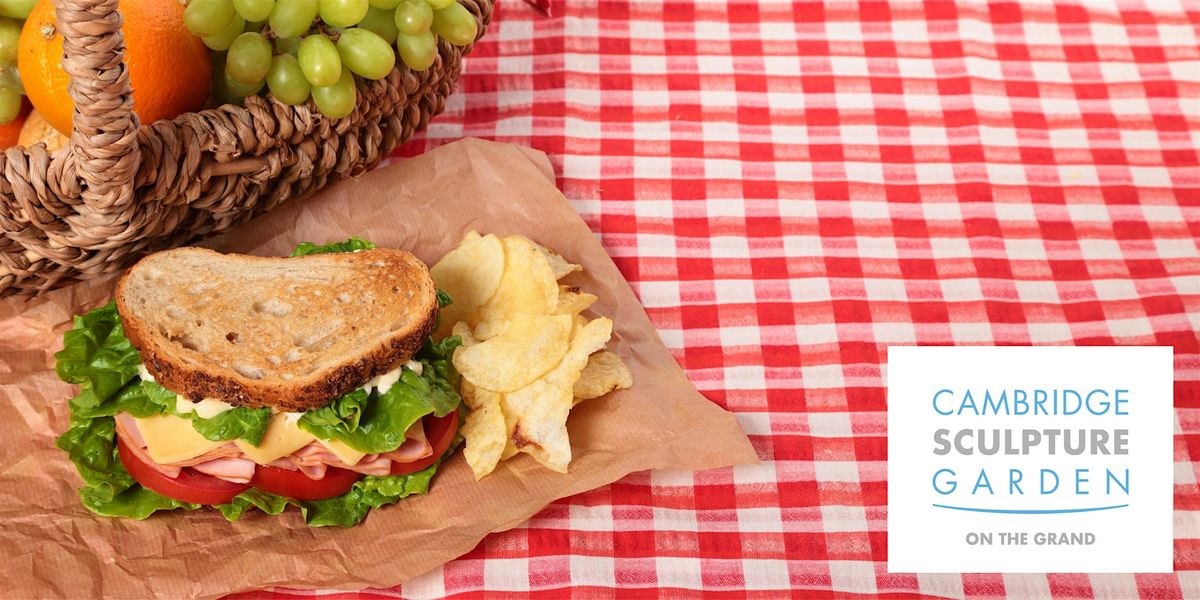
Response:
[362,360,423,395]
[174,397,235,418]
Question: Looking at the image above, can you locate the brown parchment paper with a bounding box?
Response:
[0,138,757,599]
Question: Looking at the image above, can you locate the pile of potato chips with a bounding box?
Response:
[431,232,633,479]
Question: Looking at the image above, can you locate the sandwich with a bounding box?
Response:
[55,238,464,527]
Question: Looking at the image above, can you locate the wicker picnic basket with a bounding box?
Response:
[0,0,492,298]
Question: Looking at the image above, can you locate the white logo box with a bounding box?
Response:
[887,346,1173,573]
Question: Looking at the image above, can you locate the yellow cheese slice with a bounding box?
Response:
[319,438,367,465]
[133,414,226,464]
[235,413,317,465]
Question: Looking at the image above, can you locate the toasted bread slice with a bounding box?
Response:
[116,247,438,412]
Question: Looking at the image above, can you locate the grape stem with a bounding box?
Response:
[260,19,336,43]
[314,20,342,42]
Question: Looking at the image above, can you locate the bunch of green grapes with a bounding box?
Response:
[183,0,477,119]
[0,0,35,125]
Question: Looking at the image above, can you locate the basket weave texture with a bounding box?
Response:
[0,0,492,297]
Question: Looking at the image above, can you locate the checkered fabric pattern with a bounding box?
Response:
[239,0,1200,597]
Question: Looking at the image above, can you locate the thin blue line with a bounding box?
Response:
[931,503,1129,515]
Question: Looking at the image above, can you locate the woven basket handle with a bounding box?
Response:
[52,0,140,210]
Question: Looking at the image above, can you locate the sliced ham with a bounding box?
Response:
[267,458,299,471]
[191,457,256,484]
[289,442,394,476]
[292,441,337,462]
[344,455,393,476]
[171,444,243,467]
[296,462,327,480]
[382,419,433,463]
[381,436,432,463]
[407,419,428,446]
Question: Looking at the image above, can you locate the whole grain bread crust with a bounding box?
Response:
[116,248,439,412]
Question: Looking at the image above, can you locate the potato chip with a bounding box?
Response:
[573,351,633,403]
[452,320,480,346]
[471,236,559,331]
[500,401,519,460]
[460,383,508,480]
[431,234,505,336]
[471,319,508,341]
[453,314,572,392]
[555,285,597,316]
[512,235,582,280]
[502,317,613,472]
[542,250,581,280]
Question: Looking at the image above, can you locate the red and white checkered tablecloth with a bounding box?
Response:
[239,0,1200,597]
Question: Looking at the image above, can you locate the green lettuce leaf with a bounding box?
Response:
[55,302,141,414]
[80,485,199,520]
[298,371,436,453]
[299,388,370,430]
[216,488,291,521]
[290,237,377,256]
[416,335,462,416]
[56,416,135,496]
[189,406,273,445]
[68,377,172,419]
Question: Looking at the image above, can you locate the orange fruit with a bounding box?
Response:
[0,97,30,148]
[18,0,212,135]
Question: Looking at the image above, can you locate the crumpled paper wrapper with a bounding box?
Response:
[0,138,757,598]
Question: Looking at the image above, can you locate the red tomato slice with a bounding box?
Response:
[251,464,363,501]
[390,410,460,476]
[116,438,249,505]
